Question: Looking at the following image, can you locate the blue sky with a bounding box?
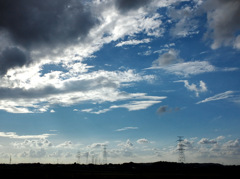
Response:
[0,0,240,164]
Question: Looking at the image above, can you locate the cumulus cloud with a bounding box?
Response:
[152,49,183,67]
[137,138,149,144]
[88,142,108,149]
[222,139,240,155]
[0,0,168,113]
[175,80,207,97]
[0,0,98,49]
[118,139,133,149]
[0,0,99,75]
[0,47,32,76]
[198,138,217,145]
[27,148,47,158]
[12,138,53,149]
[203,0,240,49]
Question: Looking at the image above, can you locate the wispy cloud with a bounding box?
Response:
[198,138,217,145]
[148,60,216,77]
[115,127,138,132]
[111,100,163,111]
[148,59,238,77]
[0,132,54,139]
[196,91,235,104]
[116,38,151,47]
[147,48,238,77]
[80,96,166,114]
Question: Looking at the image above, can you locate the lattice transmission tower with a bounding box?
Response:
[177,136,185,163]
[76,151,81,164]
[102,145,107,164]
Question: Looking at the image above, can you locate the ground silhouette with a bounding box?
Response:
[0,161,239,178]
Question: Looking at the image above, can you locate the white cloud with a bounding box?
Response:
[196,91,235,104]
[12,138,53,149]
[88,142,108,149]
[216,136,225,141]
[81,94,166,114]
[149,60,216,77]
[0,0,166,114]
[56,141,73,149]
[0,69,159,113]
[222,139,240,155]
[198,138,217,145]
[148,48,218,77]
[118,139,133,149]
[116,38,151,47]
[168,5,199,38]
[82,108,111,115]
[0,132,54,139]
[50,109,55,113]
[28,148,47,158]
[137,138,149,144]
[234,35,240,50]
[149,47,238,76]
[110,100,163,111]
[115,127,138,132]
[175,80,207,97]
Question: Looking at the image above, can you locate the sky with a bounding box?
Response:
[0,0,240,165]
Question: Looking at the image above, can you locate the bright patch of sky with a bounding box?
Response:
[0,0,240,164]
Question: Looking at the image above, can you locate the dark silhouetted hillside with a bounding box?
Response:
[0,161,239,179]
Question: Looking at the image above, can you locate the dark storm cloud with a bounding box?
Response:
[0,0,98,48]
[0,47,31,75]
[115,0,151,13]
[0,0,99,75]
[203,0,240,49]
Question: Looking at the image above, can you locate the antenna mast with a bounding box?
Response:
[177,136,185,163]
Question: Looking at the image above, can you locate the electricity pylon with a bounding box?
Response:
[177,136,185,163]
